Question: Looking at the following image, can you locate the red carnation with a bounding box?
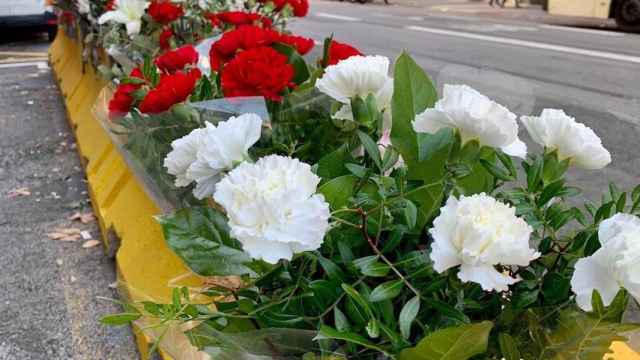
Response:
[205,12,222,27]
[109,84,138,119]
[277,34,314,55]
[105,0,115,10]
[221,47,294,101]
[155,45,199,73]
[159,27,174,50]
[327,40,363,66]
[148,0,184,25]
[288,0,309,17]
[218,11,258,25]
[209,25,279,71]
[139,69,201,114]
[219,11,273,27]
[108,68,146,119]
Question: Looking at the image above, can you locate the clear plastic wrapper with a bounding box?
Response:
[92,86,271,212]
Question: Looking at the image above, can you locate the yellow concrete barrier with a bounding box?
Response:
[49,28,204,360]
[48,27,640,360]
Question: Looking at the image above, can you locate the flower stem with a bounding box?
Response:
[358,208,422,298]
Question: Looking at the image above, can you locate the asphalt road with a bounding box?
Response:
[289,1,640,202]
[0,31,138,359]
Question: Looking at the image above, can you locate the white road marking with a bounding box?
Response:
[0,61,48,69]
[539,24,624,37]
[314,12,360,21]
[406,25,640,64]
[407,16,424,21]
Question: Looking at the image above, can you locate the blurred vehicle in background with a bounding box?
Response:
[0,0,57,41]
[543,0,640,32]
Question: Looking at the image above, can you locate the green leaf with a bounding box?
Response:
[398,321,493,360]
[315,325,389,355]
[498,333,521,360]
[342,283,375,320]
[321,35,333,67]
[353,256,390,277]
[357,130,383,171]
[403,200,418,229]
[399,296,421,339]
[317,255,346,282]
[544,307,640,360]
[272,42,310,84]
[527,156,543,193]
[542,273,571,305]
[157,207,255,276]
[480,158,514,182]
[417,128,454,162]
[100,312,141,326]
[369,280,404,302]
[334,307,350,332]
[318,175,359,210]
[317,144,349,180]
[390,52,440,183]
[404,182,444,230]
[366,319,380,338]
[603,290,629,323]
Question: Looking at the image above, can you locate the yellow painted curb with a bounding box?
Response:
[47,28,640,360]
[49,29,203,360]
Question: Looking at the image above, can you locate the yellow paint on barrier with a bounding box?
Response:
[49,28,640,360]
[50,28,205,360]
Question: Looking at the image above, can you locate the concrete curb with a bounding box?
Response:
[48,29,206,360]
[46,27,639,360]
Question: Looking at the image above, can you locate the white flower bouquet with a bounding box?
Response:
[56,1,639,358]
[102,51,639,360]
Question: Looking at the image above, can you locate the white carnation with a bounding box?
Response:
[413,84,527,159]
[315,55,393,122]
[213,155,330,264]
[520,109,611,170]
[98,0,149,37]
[164,113,262,199]
[430,193,539,292]
[187,113,262,199]
[164,127,207,188]
[571,213,640,311]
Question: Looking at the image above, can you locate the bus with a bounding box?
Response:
[544,0,640,32]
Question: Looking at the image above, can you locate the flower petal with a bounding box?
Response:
[501,138,527,159]
[458,263,518,292]
[571,252,620,311]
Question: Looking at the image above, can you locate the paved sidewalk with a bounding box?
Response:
[0,33,138,360]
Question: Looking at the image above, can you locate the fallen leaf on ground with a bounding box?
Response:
[82,240,101,248]
[47,232,81,241]
[80,230,92,240]
[47,227,82,241]
[68,211,95,224]
[7,187,31,198]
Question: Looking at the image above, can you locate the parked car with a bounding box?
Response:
[0,0,57,41]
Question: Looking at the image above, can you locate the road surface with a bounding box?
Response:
[290,1,640,201]
[0,32,138,359]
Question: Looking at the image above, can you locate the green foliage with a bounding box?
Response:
[99,49,640,360]
[542,291,639,359]
[158,206,257,276]
[398,321,493,360]
[272,42,311,85]
[390,51,441,183]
